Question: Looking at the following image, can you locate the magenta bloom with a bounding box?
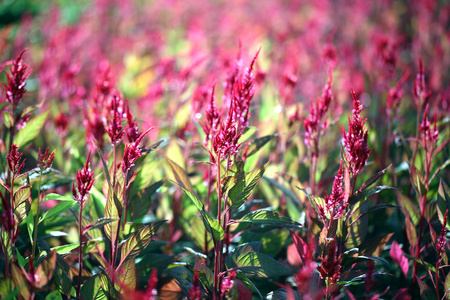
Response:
[106,94,125,145]
[7,144,26,176]
[201,84,221,145]
[303,76,333,151]
[212,104,242,158]
[437,210,448,263]
[3,49,31,107]
[232,49,260,131]
[419,104,439,151]
[343,89,369,176]
[72,152,94,208]
[317,161,347,221]
[38,147,56,172]
[121,127,153,175]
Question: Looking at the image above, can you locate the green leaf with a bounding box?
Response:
[398,194,420,226]
[417,276,435,300]
[359,165,392,191]
[86,218,119,232]
[116,259,136,292]
[14,109,50,149]
[438,179,450,228]
[359,233,394,257]
[344,255,391,269]
[246,134,278,157]
[179,185,203,211]
[81,273,104,300]
[51,243,80,255]
[409,165,427,197]
[349,186,396,206]
[203,211,224,241]
[118,221,165,268]
[226,242,262,268]
[231,252,291,277]
[129,180,163,221]
[228,162,268,210]
[43,193,74,203]
[266,288,301,300]
[45,290,63,300]
[444,272,450,300]
[195,258,214,293]
[166,157,194,192]
[163,266,193,296]
[239,209,302,228]
[3,111,13,128]
[40,201,77,223]
[35,250,57,288]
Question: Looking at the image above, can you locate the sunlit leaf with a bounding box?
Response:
[14,109,50,149]
[40,201,77,223]
[118,221,165,268]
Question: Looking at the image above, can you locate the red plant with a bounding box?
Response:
[72,151,94,208]
[3,49,31,107]
[343,89,370,179]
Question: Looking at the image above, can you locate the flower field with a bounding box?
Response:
[0,0,449,299]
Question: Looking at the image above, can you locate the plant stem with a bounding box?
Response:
[213,153,222,300]
[76,205,83,299]
[31,170,43,260]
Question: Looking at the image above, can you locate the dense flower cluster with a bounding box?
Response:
[201,85,221,145]
[3,49,31,107]
[419,104,439,151]
[318,161,347,220]
[437,209,448,263]
[72,152,94,208]
[317,238,341,285]
[343,89,370,177]
[7,144,26,176]
[303,76,333,152]
[121,127,153,175]
[37,147,56,172]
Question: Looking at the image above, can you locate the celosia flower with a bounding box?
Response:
[106,94,125,145]
[84,108,106,149]
[232,49,260,131]
[38,147,56,171]
[317,238,341,285]
[304,76,333,152]
[202,84,221,145]
[212,103,242,158]
[3,49,31,107]
[419,104,439,151]
[55,112,69,136]
[188,270,201,300]
[121,127,153,175]
[343,89,369,177]
[436,209,448,263]
[0,190,18,243]
[386,73,408,116]
[125,99,140,143]
[72,152,94,208]
[220,270,236,298]
[317,161,347,220]
[7,144,26,176]
[413,57,431,105]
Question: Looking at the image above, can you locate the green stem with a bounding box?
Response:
[76,204,84,299]
[31,170,43,260]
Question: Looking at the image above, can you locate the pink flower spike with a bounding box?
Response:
[436,209,448,263]
[38,147,56,171]
[343,89,370,177]
[7,144,26,176]
[72,151,94,208]
[3,49,31,107]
